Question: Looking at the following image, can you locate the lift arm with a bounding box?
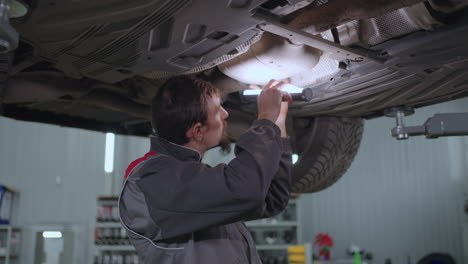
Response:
[386,106,468,140]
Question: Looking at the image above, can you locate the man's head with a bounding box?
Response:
[151,75,231,154]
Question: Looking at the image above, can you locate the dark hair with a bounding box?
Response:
[151,75,218,145]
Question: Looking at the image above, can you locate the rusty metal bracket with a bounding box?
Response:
[253,10,385,64]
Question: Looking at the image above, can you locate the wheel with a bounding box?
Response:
[290,116,363,193]
[226,109,364,193]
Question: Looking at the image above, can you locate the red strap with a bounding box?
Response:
[124,151,157,179]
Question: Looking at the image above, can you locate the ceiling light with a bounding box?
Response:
[43,231,62,239]
[104,133,115,173]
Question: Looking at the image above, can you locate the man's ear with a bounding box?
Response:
[186,122,204,142]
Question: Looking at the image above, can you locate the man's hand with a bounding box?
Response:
[257,80,292,137]
[275,102,289,138]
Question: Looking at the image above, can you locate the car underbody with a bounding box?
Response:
[0,0,466,135]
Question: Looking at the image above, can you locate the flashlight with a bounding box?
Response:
[242,84,313,102]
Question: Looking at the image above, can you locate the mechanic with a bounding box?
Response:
[119,75,293,264]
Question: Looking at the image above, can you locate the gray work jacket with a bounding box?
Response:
[119,119,292,264]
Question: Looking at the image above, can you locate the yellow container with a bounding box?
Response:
[288,245,306,254]
[289,255,306,262]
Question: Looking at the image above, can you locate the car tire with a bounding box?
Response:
[226,109,364,193]
[290,116,364,193]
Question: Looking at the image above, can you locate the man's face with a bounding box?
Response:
[202,95,230,152]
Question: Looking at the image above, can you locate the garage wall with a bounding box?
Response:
[299,97,468,264]
[112,135,148,194]
[0,117,106,264]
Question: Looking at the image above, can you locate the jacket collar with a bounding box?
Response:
[150,136,202,162]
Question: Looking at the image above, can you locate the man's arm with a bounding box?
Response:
[135,119,285,240]
[244,137,292,221]
[245,100,293,220]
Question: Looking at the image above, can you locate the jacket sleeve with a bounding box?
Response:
[135,119,291,240]
[244,138,292,221]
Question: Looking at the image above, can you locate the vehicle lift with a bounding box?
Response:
[385,107,468,217]
[384,106,468,140]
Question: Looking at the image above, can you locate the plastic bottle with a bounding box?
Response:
[353,251,362,264]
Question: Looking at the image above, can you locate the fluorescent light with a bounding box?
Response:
[43,231,62,238]
[243,84,304,96]
[104,133,115,173]
[292,154,299,164]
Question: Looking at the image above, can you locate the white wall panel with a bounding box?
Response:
[299,98,468,264]
[459,135,468,264]
[112,134,148,194]
[0,117,106,263]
